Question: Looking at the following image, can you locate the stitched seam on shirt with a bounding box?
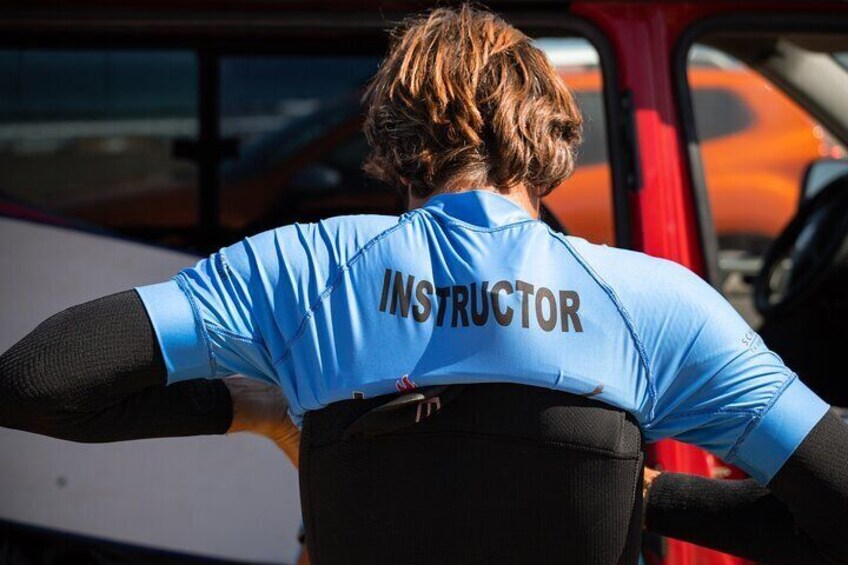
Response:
[547,231,657,421]
[217,248,233,280]
[426,212,539,233]
[206,324,266,346]
[725,373,796,463]
[174,273,217,378]
[668,406,760,420]
[272,213,417,369]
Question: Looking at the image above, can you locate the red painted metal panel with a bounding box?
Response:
[569,6,730,562]
[566,2,842,563]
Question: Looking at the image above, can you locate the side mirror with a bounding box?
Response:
[802,158,848,201]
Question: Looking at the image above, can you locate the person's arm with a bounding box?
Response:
[0,290,232,442]
[583,249,844,562]
[0,288,301,467]
[645,409,848,564]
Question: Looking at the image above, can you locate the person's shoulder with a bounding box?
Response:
[220,213,406,294]
[564,236,697,288]
[306,213,409,267]
[315,213,405,247]
[562,236,721,319]
[241,213,402,260]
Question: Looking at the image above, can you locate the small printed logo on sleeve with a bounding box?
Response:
[395,374,418,392]
[742,330,762,353]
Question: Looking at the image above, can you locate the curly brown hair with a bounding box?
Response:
[363,4,583,201]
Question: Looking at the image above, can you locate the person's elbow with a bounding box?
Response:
[0,344,73,438]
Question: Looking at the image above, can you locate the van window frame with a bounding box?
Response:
[0,9,632,252]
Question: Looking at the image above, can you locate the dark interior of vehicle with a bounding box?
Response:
[698,30,848,408]
[755,166,848,407]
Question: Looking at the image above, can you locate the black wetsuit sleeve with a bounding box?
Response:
[0,290,233,442]
[645,409,848,564]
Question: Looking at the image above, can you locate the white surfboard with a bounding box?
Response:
[0,216,302,564]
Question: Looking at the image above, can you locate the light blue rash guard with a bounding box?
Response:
[135,190,828,484]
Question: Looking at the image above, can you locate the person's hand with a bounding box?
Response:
[223,376,300,467]
[642,466,662,529]
[643,466,662,501]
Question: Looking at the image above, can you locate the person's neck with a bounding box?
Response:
[408,185,539,219]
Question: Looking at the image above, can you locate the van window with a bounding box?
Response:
[218,55,388,234]
[537,37,613,245]
[0,36,614,252]
[0,49,199,248]
[221,39,614,245]
[691,88,753,141]
[686,42,847,327]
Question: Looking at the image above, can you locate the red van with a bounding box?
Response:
[0,2,846,564]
